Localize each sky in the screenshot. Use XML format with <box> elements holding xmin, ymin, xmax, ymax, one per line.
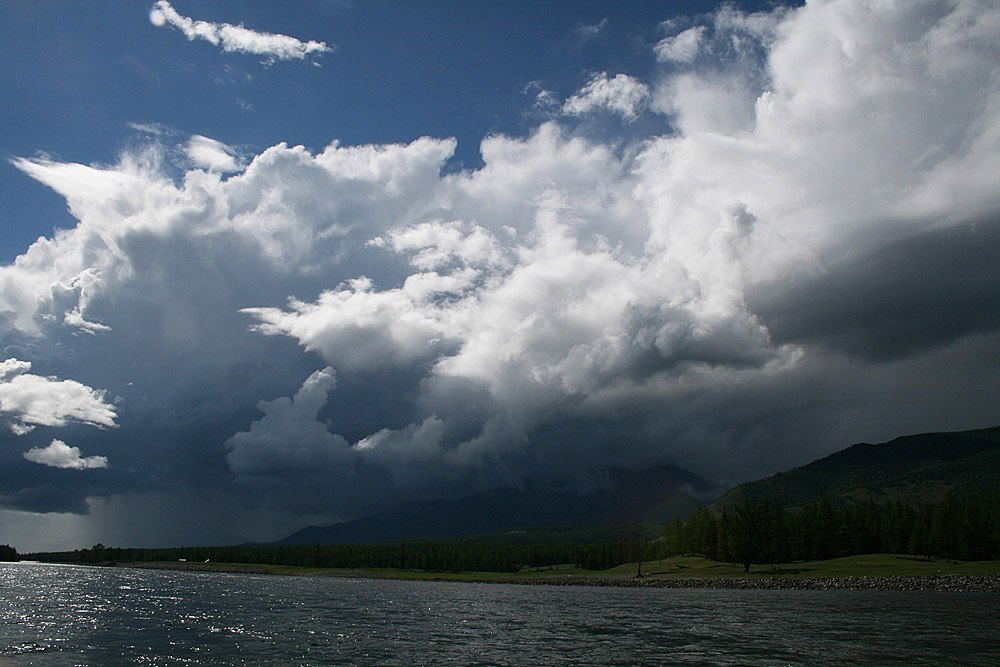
<box><xmin>1</xmin><ymin>0</ymin><xmax>999</xmax><ymax>552</ymax></box>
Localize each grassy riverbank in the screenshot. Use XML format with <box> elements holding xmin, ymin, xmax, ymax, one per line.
<box><xmin>111</xmin><ymin>553</ymin><xmax>1000</xmax><ymax>590</ymax></box>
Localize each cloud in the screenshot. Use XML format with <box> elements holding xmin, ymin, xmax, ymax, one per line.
<box><xmin>369</xmin><ymin>220</ymin><xmax>508</xmax><ymax>271</ymax></box>
<box><xmin>244</xmin><ymin>275</ymin><xmax>458</xmax><ymax>373</ymax></box>
<box><xmin>562</xmin><ymin>72</ymin><xmax>650</xmax><ymax>121</ymax></box>
<box><xmin>126</xmin><ymin>122</ymin><xmax>176</xmax><ymax>137</ymax></box>
<box><xmin>23</xmin><ymin>439</ymin><xmax>108</xmax><ymax>470</ymax></box>
<box><xmin>186</xmin><ymin>135</ymin><xmax>242</xmax><ymax>172</ymax></box>
<box><xmin>225</xmin><ymin>367</ymin><xmax>350</xmax><ymax>482</ymax></box>
<box><xmin>655</xmin><ymin>26</ymin><xmax>706</xmax><ymax>63</ymax></box>
<box><xmin>0</xmin><ymin>359</ymin><xmax>117</xmax><ymax>435</ymax></box>
<box><xmin>522</xmin><ymin>81</ymin><xmax>561</xmax><ymax>119</ymax></box>
<box><xmin>2</xmin><ymin>0</ymin><xmax>1000</xmax><ymax>537</ymax></box>
<box><xmin>748</xmin><ymin>218</ymin><xmax>1000</xmax><ymax>361</ymax></box>
<box><xmin>0</xmin><ymin>359</ymin><xmax>31</xmax><ymax>382</ymax></box>
<box><xmin>150</xmin><ymin>1</ymin><xmax>333</xmax><ymax>63</ymax></box>
<box><xmin>575</xmin><ymin>17</ymin><xmax>608</xmax><ymax>42</ymax></box>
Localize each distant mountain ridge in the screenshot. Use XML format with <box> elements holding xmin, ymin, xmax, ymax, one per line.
<box><xmin>276</xmin><ymin>425</ymin><xmax>1000</xmax><ymax>545</ymax></box>
<box><xmin>711</xmin><ymin>425</ymin><xmax>1000</xmax><ymax>511</ymax></box>
<box><xmin>276</xmin><ymin>465</ymin><xmax>719</xmax><ymax>545</ymax></box>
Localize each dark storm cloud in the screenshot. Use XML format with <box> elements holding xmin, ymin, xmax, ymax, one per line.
<box><xmin>749</xmin><ymin>217</ymin><xmax>1000</xmax><ymax>361</ymax></box>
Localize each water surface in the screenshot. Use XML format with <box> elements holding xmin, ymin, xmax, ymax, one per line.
<box><xmin>1</xmin><ymin>562</ymin><xmax>997</xmax><ymax>665</ymax></box>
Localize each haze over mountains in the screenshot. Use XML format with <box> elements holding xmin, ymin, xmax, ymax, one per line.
<box><xmin>276</xmin><ymin>426</ymin><xmax>1000</xmax><ymax>545</ymax></box>
<box><xmin>277</xmin><ymin>465</ymin><xmax>719</xmax><ymax>545</ymax></box>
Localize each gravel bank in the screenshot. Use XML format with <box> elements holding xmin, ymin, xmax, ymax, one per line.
<box><xmin>106</xmin><ymin>562</ymin><xmax>1000</xmax><ymax>591</ymax></box>
<box><xmin>517</xmin><ymin>574</ymin><xmax>1000</xmax><ymax>592</ymax></box>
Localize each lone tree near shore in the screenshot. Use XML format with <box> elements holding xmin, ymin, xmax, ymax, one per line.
<box><xmin>729</xmin><ymin>502</ymin><xmax>765</xmax><ymax>573</ymax></box>
<box><xmin>717</xmin><ymin>499</ymin><xmax>787</xmax><ymax>572</ymax></box>
<box><xmin>0</xmin><ymin>544</ymin><xmax>19</xmax><ymax>562</ymax></box>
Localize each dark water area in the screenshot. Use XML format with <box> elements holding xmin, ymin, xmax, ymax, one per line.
<box><xmin>1</xmin><ymin>562</ymin><xmax>998</xmax><ymax>666</ymax></box>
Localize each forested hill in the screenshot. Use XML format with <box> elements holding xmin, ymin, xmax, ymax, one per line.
<box><xmin>276</xmin><ymin>465</ymin><xmax>718</xmax><ymax>545</ymax></box>
<box><xmin>712</xmin><ymin>426</ymin><xmax>1000</xmax><ymax>511</ymax></box>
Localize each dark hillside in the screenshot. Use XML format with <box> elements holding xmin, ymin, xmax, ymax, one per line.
<box><xmin>712</xmin><ymin>426</ymin><xmax>1000</xmax><ymax>511</ymax></box>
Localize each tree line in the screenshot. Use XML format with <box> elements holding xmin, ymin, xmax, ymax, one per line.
<box><xmin>664</xmin><ymin>493</ymin><xmax>1000</xmax><ymax>571</ymax></box>
<box><xmin>31</xmin><ymin>539</ymin><xmax>665</xmax><ymax>573</ymax></box>
<box><xmin>28</xmin><ymin>493</ymin><xmax>1000</xmax><ymax>573</ymax></box>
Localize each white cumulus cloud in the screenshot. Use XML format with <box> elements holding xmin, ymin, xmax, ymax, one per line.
<box><xmin>562</xmin><ymin>72</ymin><xmax>650</xmax><ymax>121</ymax></box>
<box><xmin>23</xmin><ymin>439</ymin><xmax>108</xmax><ymax>470</ymax></box>
<box><xmin>186</xmin><ymin>135</ymin><xmax>242</xmax><ymax>172</ymax></box>
<box><xmin>0</xmin><ymin>359</ymin><xmax>117</xmax><ymax>435</ymax></box>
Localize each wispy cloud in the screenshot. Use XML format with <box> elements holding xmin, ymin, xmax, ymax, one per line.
<box><xmin>655</xmin><ymin>26</ymin><xmax>706</xmax><ymax>64</ymax></box>
<box><xmin>126</xmin><ymin>121</ymin><xmax>176</xmax><ymax>137</ymax></box>
<box><xmin>150</xmin><ymin>1</ymin><xmax>333</xmax><ymax>63</ymax></box>
<box><xmin>575</xmin><ymin>17</ymin><xmax>608</xmax><ymax>42</ymax></box>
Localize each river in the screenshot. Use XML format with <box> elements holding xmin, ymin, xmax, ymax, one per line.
<box><xmin>1</xmin><ymin>562</ymin><xmax>997</xmax><ymax>665</ymax></box>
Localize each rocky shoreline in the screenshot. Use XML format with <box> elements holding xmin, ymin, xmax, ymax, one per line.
<box><xmin>515</xmin><ymin>573</ymin><xmax>1000</xmax><ymax>592</ymax></box>
<box><xmin>112</xmin><ymin>562</ymin><xmax>1000</xmax><ymax>592</ymax></box>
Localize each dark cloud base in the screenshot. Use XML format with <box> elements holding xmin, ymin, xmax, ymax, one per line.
<box><xmin>750</xmin><ymin>216</ymin><xmax>1000</xmax><ymax>362</ymax></box>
